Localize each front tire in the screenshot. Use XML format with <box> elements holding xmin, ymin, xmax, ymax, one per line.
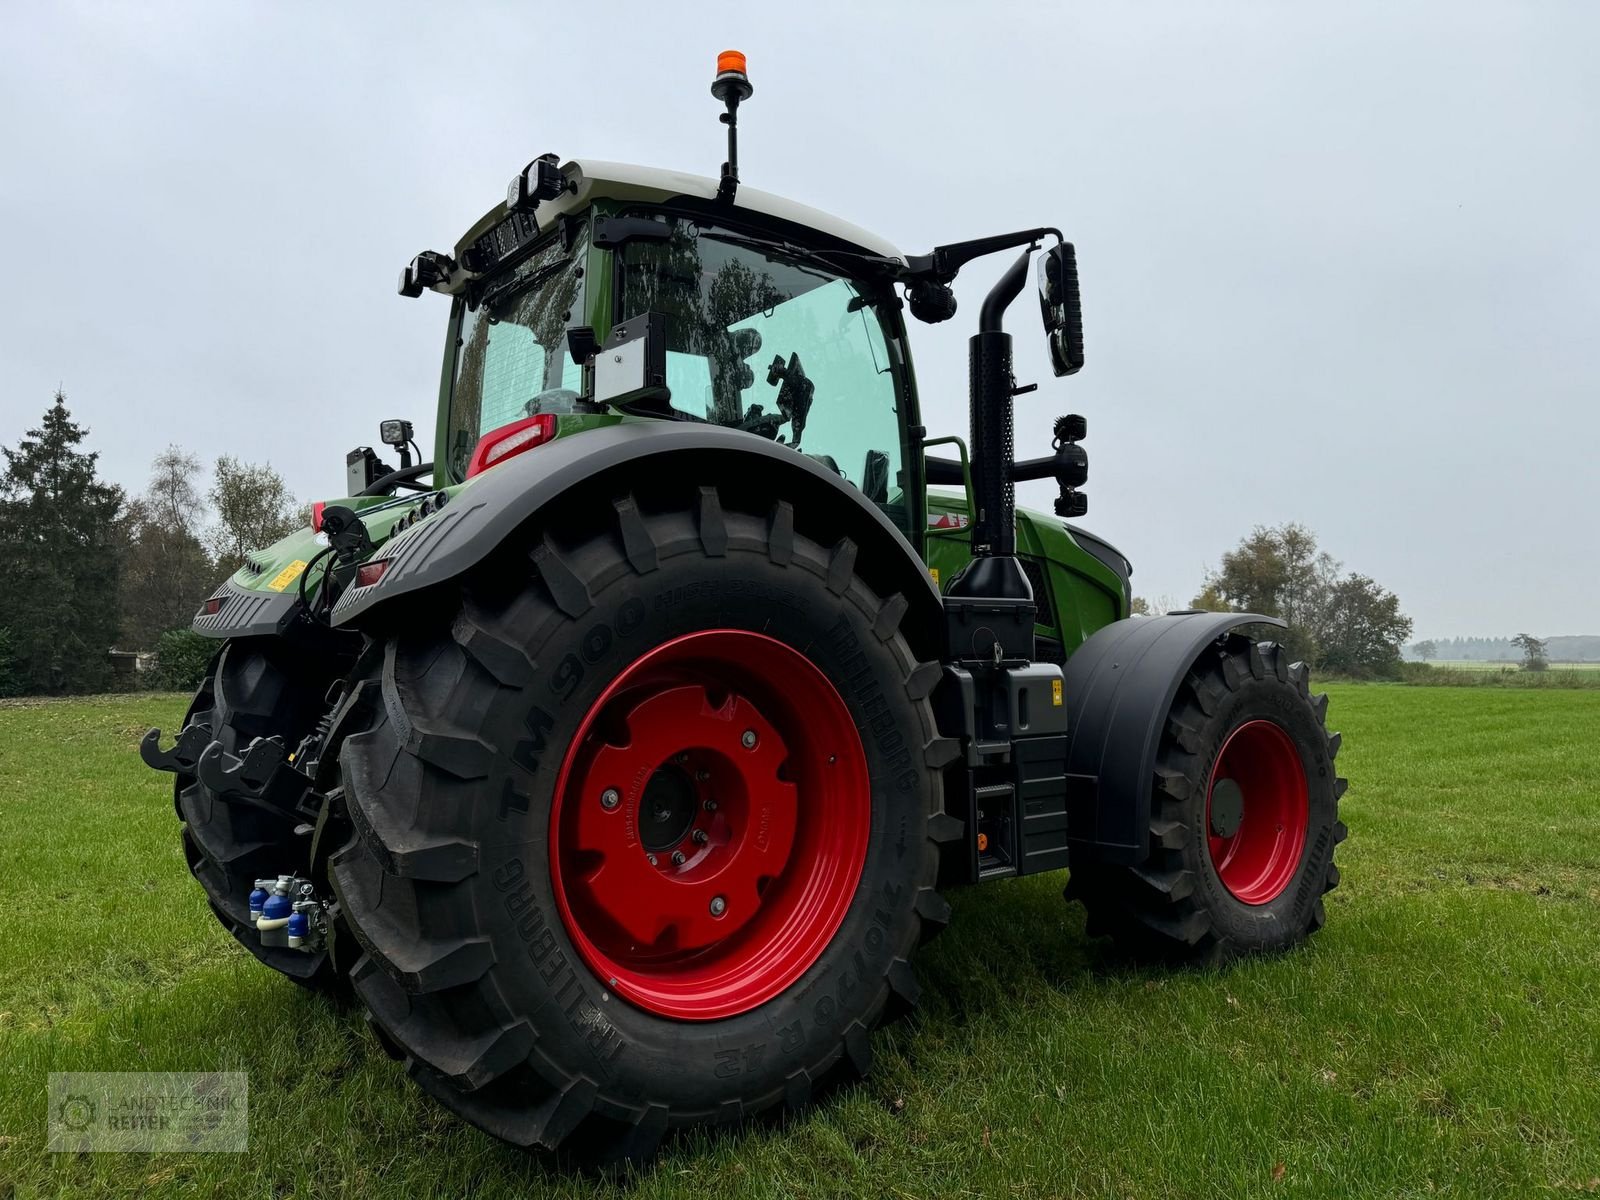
<box><xmin>333</xmin><ymin>489</ymin><xmax>953</xmax><ymax>1160</ymax></box>
<box><xmin>174</xmin><ymin>641</ymin><xmax>335</xmax><ymax>986</ymax></box>
<box><xmin>1066</xmin><ymin>636</ymin><xmax>1347</xmax><ymax>960</ymax></box>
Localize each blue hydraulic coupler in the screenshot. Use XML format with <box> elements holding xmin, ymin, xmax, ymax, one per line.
<box><xmin>249</xmin><ymin>880</ymin><xmax>272</xmax><ymax>921</ymax></box>
<box><xmin>249</xmin><ymin>874</ymin><xmax>327</xmax><ymax>954</ymax></box>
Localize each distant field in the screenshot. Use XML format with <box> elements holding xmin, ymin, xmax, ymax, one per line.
<box><xmin>1429</xmin><ymin>659</ymin><xmax>1600</xmax><ymax>671</ymax></box>
<box><xmin>2</xmin><ymin>687</ymin><xmax>1598</xmax><ymax>1198</ymax></box>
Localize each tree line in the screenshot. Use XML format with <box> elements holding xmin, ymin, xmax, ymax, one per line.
<box><xmin>1134</xmin><ymin>523</ymin><xmax>1414</xmax><ymax>678</ymax></box>
<box><xmin>0</xmin><ymin>392</ymin><xmax>302</xmax><ymax>695</ymax></box>
<box><xmin>1408</xmin><ymin>635</ymin><xmax>1600</xmax><ymax>664</ymax></box>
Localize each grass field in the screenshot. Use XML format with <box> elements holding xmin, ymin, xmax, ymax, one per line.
<box><xmin>2</xmin><ymin>686</ymin><xmax>1598</xmax><ymax>1198</ymax></box>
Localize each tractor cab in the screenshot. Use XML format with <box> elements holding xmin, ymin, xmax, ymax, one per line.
<box><xmin>422</xmin><ymin>163</ymin><xmax>919</xmax><ymax>538</ymax></box>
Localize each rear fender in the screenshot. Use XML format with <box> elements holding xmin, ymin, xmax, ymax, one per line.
<box><xmin>331</xmin><ymin>422</ymin><xmax>943</xmax><ymax>656</ymax></box>
<box><xmin>1062</xmin><ymin>611</ymin><xmax>1285</xmax><ymax>863</ymax></box>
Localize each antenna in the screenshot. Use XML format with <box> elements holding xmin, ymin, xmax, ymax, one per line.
<box><xmin>710</xmin><ymin>50</ymin><xmax>753</xmax><ymax>202</ymax></box>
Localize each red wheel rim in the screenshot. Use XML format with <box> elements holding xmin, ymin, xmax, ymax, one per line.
<box><xmin>549</xmin><ymin>630</ymin><xmax>870</xmax><ymax>1020</ymax></box>
<box><xmin>1205</xmin><ymin>719</ymin><xmax>1309</xmax><ymax>905</ymax></box>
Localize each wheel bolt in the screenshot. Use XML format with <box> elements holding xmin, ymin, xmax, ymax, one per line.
<box><xmin>703</xmin><ymin>799</ymin><xmax>718</xmax><ymax>813</ymax></box>
<box><xmin>600</xmin><ymin>788</ymin><xmax>620</xmax><ymax>810</ymax></box>
<box><xmin>647</xmin><ymin>853</ymin><xmax>658</xmax><ymax>866</ymax></box>
<box><xmin>696</xmin><ymin>769</ymin><xmax>711</xmax><ymax>781</ymax></box>
<box><xmin>710</xmin><ymin>895</ymin><xmax>727</xmax><ymax>917</ymax></box>
<box><xmin>692</xmin><ymin>829</ymin><xmax>708</xmax><ymax>845</ymax></box>
<box><xmin>671</xmin><ymin>850</ymin><xmax>686</xmax><ymax>866</ymax></box>
<box><xmin>741</xmin><ymin>729</ymin><xmax>758</xmax><ymax>750</ymax></box>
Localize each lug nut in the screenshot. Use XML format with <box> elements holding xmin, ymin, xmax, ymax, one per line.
<box><xmin>671</xmin><ymin>850</ymin><xmax>686</xmax><ymax>866</ymax></box>
<box><xmin>692</xmin><ymin>829</ymin><xmax>709</xmax><ymax>845</ymax></box>
<box><xmin>600</xmin><ymin>788</ymin><xmax>620</xmax><ymax>810</ymax></box>
<box><xmin>710</xmin><ymin>896</ymin><xmax>727</xmax><ymax>917</ymax></box>
<box><xmin>703</xmin><ymin>798</ymin><xmax>718</xmax><ymax>812</ymax></box>
<box><xmin>647</xmin><ymin>853</ymin><xmax>658</xmax><ymax>866</ymax></box>
<box><xmin>696</xmin><ymin>769</ymin><xmax>711</xmax><ymax>782</ymax></box>
<box><xmin>741</xmin><ymin>729</ymin><xmax>758</xmax><ymax>750</ymax></box>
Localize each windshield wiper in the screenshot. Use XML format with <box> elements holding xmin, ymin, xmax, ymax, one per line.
<box><xmin>702</xmin><ymin>231</ymin><xmax>900</xmax><ymax>281</ymax></box>
<box><xmin>475</xmin><ymin>255</ymin><xmax>575</xmax><ymax>309</ymax></box>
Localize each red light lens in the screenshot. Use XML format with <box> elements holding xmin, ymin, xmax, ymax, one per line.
<box><xmin>355</xmin><ymin>560</ymin><xmax>391</xmax><ymax>589</ymax></box>
<box><xmin>311</xmin><ymin>501</ymin><xmax>326</xmax><ymax>533</ymax></box>
<box><xmin>203</xmin><ymin>597</ymin><xmax>224</xmax><ymax>615</ymax></box>
<box><xmin>466</xmin><ymin>414</ymin><xmax>557</xmax><ymax>477</ymax></box>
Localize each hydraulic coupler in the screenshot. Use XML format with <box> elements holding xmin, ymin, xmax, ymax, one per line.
<box><xmin>248</xmin><ymin>875</ymin><xmax>328</xmax><ymax>953</ymax></box>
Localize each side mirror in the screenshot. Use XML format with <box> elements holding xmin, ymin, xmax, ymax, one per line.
<box><xmin>1037</xmin><ymin>243</ymin><xmax>1084</xmax><ymax>377</ymax></box>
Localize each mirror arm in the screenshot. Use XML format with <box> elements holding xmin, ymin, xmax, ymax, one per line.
<box><xmin>902</xmin><ymin>227</ymin><xmax>1062</xmax><ymax>283</ymax></box>
<box><xmin>1009</xmin><ymin>455</ymin><xmax>1057</xmax><ymax>482</ymax></box>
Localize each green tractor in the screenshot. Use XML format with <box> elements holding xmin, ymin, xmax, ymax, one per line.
<box><xmin>143</xmin><ymin>52</ymin><xmax>1344</xmax><ymax>1162</ymax></box>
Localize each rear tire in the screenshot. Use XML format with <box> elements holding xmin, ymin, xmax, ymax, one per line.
<box><xmin>332</xmin><ymin>489</ymin><xmax>953</xmax><ymax>1161</ymax></box>
<box><xmin>1066</xmin><ymin>636</ymin><xmax>1347</xmax><ymax>961</ymax></box>
<box><xmin>173</xmin><ymin>641</ymin><xmax>335</xmax><ymax>987</ymax></box>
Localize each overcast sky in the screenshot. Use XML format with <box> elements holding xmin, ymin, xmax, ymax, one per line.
<box><xmin>3</xmin><ymin>2</ymin><xmax>1595</xmax><ymax>636</ymax></box>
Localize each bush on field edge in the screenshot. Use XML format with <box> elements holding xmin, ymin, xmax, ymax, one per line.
<box><xmin>1387</xmin><ymin>661</ymin><xmax>1600</xmax><ymax>689</ymax></box>
<box><xmin>154</xmin><ymin>629</ymin><xmax>217</xmax><ymax>692</ymax></box>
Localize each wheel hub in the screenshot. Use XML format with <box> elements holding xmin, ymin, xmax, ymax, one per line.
<box><xmin>637</xmin><ymin>766</ymin><xmax>698</xmax><ymax>852</ymax></box>
<box><xmin>1205</xmin><ymin>719</ymin><xmax>1309</xmax><ymax>905</ymax></box>
<box><xmin>1208</xmin><ymin>778</ymin><xmax>1245</xmax><ymax>838</ymax></box>
<box><xmin>550</xmin><ymin>630</ymin><xmax>870</xmax><ymax>1020</ymax></box>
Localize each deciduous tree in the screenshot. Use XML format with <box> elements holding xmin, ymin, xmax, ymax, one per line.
<box><xmin>1511</xmin><ymin>633</ymin><xmax>1548</xmax><ymax>672</ymax></box>
<box><xmin>1192</xmin><ymin>523</ymin><xmax>1412</xmax><ymax>676</ymax></box>
<box><xmin>209</xmin><ymin>456</ymin><xmax>301</xmax><ymax>576</ymax></box>
<box><xmin>1190</xmin><ymin>523</ymin><xmax>1339</xmax><ymax>664</ymax></box>
<box><xmin>118</xmin><ymin>447</ymin><xmax>217</xmax><ymax>647</ymax></box>
<box><xmin>1317</xmin><ymin>574</ymin><xmax>1413</xmax><ymax>676</ymax></box>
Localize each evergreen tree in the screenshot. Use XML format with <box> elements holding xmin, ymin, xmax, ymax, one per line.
<box><xmin>0</xmin><ymin>625</ymin><xmax>19</xmax><ymax>697</ymax></box>
<box><xmin>0</xmin><ymin>392</ymin><xmax>125</xmax><ymax>693</ymax></box>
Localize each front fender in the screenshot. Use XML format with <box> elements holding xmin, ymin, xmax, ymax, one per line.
<box><xmin>1062</xmin><ymin>611</ymin><xmax>1285</xmax><ymax>863</ymax></box>
<box><xmin>331</xmin><ymin>422</ymin><xmax>942</xmax><ymax>650</ymax></box>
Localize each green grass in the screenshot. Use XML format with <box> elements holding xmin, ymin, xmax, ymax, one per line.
<box><xmin>2</xmin><ymin>687</ymin><xmax>1598</xmax><ymax>1198</ymax></box>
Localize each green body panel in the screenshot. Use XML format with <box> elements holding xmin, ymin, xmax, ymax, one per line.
<box><xmin>223</xmin><ymin>414</ymin><xmax>615</xmax><ymax>598</ymax></box>
<box><xmin>924</xmin><ymin>489</ymin><xmax>1129</xmax><ymax>659</ymax></box>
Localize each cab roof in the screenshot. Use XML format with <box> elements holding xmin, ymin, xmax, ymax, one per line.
<box><xmin>452</xmin><ymin>158</ymin><xmax>905</xmax><ymax>264</ymax></box>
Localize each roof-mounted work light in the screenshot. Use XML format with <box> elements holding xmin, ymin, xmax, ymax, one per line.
<box><xmin>507</xmin><ymin>153</ymin><xmax>570</xmax><ymax>215</ymax></box>
<box><xmin>398</xmin><ymin>250</ymin><xmax>455</xmax><ymax>298</ymax></box>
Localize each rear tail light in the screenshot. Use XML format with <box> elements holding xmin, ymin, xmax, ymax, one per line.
<box><xmin>466</xmin><ymin>414</ymin><xmax>557</xmax><ymax>477</ymax></box>
<box><xmin>355</xmin><ymin>559</ymin><xmax>392</xmax><ymax>589</ymax></box>
<box><xmin>311</xmin><ymin>501</ymin><xmax>326</xmax><ymax>532</ymax></box>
